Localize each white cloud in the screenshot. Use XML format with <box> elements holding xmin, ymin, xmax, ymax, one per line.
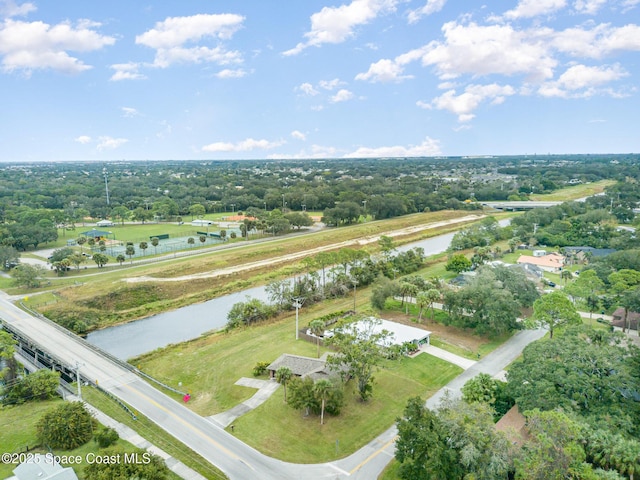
<box><xmin>0</xmin><ymin>0</ymin><xmax>36</xmax><ymax>17</ymax></box>
<box><xmin>296</xmin><ymin>82</ymin><xmax>319</xmax><ymax>96</ymax></box>
<box><xmin>136</xmin><ymin>13</ymin><xmax>244</xmax><ymax>68</ymax></box>
<box><xmin>503</xmin><ymin>0</ymin><xmax>567</xmax><ymax>20</ymax></box>
<box><xmin>283</xmin><ymin>0</ymin><xmax>399</xmax><ymax>56</ymax></box>
<box><xmin>425</xmin><ymin>83</ymin><xmax>516</xmax><ymax>122</ymax></box>
<box><xmin>268</xmin><ymin>144</ymin><xmax>339</xmax><ymax>159</ymax></box>
<box><xmin>407</xmin><ymin>0</ymin><xmax>447</xmax><ymax>24</ymax></box>
<box><xmin>121</xmin><ymin>107</ymin><xmax>139</xmax><ymax>118</ymax></box>
<box><xmin>573</xmin><ymin>0</ymin><xmax>607</xmax><ymax>14</ymax></box>
<box><xmin>202</xmin><ymin>138</ymin><xmax>285</xmax><ymax>152</ymax></box>
<box><xmin>109</xmin><ymin>62</ymin><xmax>146</xmax><ymax>81</ymax></box>
<box><xmin>291</xmin><ymin>130</ymin><xmax>307</xmax><ymax>141</ymax></box>
<box><xmin>355</xmin><ymin>58</ymin><xmax>414</xmax><ymax>82</ymax></box>
<box><xmin>97</xmin><ymin>136</ymin><xmax>128</xmax><ymax>151</ymax></box>
<box><xmin>0</xmin><ymin>19</ymin><xmax>115</xmax><ymax>74</ymax></box>
<box><xmin>319</xmin><ymin>78</ymin><xmax>344</xmax><ymax>90</ymax></box>
<box><xmin>331</xmin><ymin>88</ymin><xmax>354</xmax><ymax>102</ymax></box>
<box><xmin>215</xmin><ymin>68</ymin><xmax>246</xmax><ymax>78</ymax></box>
<box><xmin>538</xmin><ymin>63</ymin><xmax>628</xmax><ymax>97</ymax></box>
<box><xmin>344</xmin><ymin>137</ymin><xmax>442</xmax><ymax>157</ymax></box>
<box><xmin>552</xmin><ymin>24</ymin><xmax>640</xmax><ymax>58</ymax></box>
<box><xmin>74</xmin><ymin>135</ymin><xmax>91</xmax><ymax>144</ymax></box>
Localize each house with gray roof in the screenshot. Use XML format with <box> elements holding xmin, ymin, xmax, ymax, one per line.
<box><xmin>10</xmin><ymin>454</ymin><xmax>78</xmax><ymax>480</ymax></box>
<box><xmin>267</xmin><ymin>353</ymin><xmax>329</xmax><ymax>380</ymax></box>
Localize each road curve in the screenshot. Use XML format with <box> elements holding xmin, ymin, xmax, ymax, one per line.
<box><xmin>0</xmin><ymin>294</ymin><xmax>545</xmax><ymax>479</ymax></box>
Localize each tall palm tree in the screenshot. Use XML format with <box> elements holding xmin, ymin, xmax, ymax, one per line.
<box><xmin>309</xmin><ymin>320</ymin><xmax>325</xmax><ymax>357</ymax></box>
<box><xmin>561</xmin><ymin>269</ymin><xmax>573</xmax><ymax>285</ymax></box>
<box><xmin>313</xmin><ymin>379</ymin><xmax>332</xmax><ymax>425</ymax></box>
<box><xmin>275</xmin><ymin>367</ymin><xmax>292</xmax><ymax>403</ymax></box>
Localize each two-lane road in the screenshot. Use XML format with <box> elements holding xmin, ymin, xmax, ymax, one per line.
<box><xmin>0</xmin><ymin>295</ymin><xmax>545</xmax><ymax>479</ymax></box>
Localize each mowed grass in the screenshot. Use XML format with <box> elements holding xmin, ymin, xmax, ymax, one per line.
<box><xmin>132</xmin><ymin>305</ymin><xmax>339</xmax><ymax>416</ymax></box>
<box><xmin>0</xmin><ymin>398</ymin><xmax>182</xmax><ymax>480</ymax></box>
<box><xmin>530</xmin><ymin>179</ymin><xmax>615</xmax><ymax>201</ymax></box>
<box><xmin>231</xmin><ymin>353</ymin><xmax>461</xmax><ymax>463</ymax></box>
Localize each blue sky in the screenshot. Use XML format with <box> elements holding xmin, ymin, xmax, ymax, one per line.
<box><xmin>0</xmin><ymin>0</ymin><xmax>639</xmax><ymax>161</ymax></box>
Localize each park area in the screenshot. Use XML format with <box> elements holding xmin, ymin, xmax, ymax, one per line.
<box><xmin>131</xmin><ymin>291</ymin><xmax>509</xmax><ymax>463</ymax></box>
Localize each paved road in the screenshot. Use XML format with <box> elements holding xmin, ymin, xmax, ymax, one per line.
<box><xmin>0</xmin><ymin>294</ymin><xmax>546</xmax><ymax>479</ymax></box>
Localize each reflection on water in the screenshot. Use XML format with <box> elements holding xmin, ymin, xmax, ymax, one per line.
<box><xmin>87</xmin><ymin>219</ymin><xmax>510</xmax><ymax>360</ymax></box>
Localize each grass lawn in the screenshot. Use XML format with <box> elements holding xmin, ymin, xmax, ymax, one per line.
<box><xmin>529</xmin><ymin>179</ymin><xmax>615</xmax><ymax>202</ymax></box>
<box><xmin>231</xmin><ymin>353</ymin><xmax>462</xmax><ymax>463</ymax></box>
<box><xmin>379</xmin><ymin>459</ymin><xmax>402</xmax><ymax>480</ymax></box>
<box><xmin>0</xmin><ymin>398</ymin><xmax>182</xmax><ymax>480</ymax></box>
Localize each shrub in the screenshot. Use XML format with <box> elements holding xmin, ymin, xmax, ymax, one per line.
<box><xmin>253</xmin><ymin>361</ymin><xmax>270</xmax><ymax>377</ymax></box>
<box><xmin>94</xmin><ymin>427</ymin><xmax>119</xmax><ymax>448</ymax></box>
<box><xmin>37</xmin><ymin>402</ymin><xmax>95</xmax><ymax>450</ymax></box>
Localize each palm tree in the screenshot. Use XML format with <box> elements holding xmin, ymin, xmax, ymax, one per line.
<box><xmin>560</xmin><ymin>269</ymin><xmax>573</xmax><ymax>285</ymax></box>
<box><xmin>76</xmin><ymin>236</ymin><xmax>86</xmax><ymax>253</ymax></box>
<box><xmin>426</xmin><ymin>288</ymin><xmax>441</xmax><ymax>322</ymax></box>
<box><xmin>125</xmin><ymin>244</ymin><xmax>135</xmax><ymax>263</ymax></box>
<box><xmin>309</xmin><ymin>319</ymin><xmax>325</xmax><ymax>357</ymax></box>
<box><xmin>151</xmin><ymin>237</ymin><xmax>159</xmax><ymax>254</ymax></box>
<box><xmin>139</xmin><ymin>241</ymin><xmax>148</xmax><ymax>256</ymax></box>
<box><xmin>116</xmin><ymin>254</ymin><xmax>125</xmax><ymax>266</ymax></box>
<box><xmin>187</xmin><ymin>237</ymin><xmax>195</xmax><ymax>247</ymax></box>
<box><xmin>275</xmin><ymin>367</ymin><xmax>292</xmax><ymax>403</ymax></box>
<box><xmin>416</xmin><ymin>291</ymin><xmax>429</xmax><ymax>323</ymax></box>
<box><xmin>313</xmin><ymin>379</ymin><xmax>332</xmax><ymax>425</ymax></box>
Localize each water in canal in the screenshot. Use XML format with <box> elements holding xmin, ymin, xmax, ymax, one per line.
<box><xmin>87</xmin><ymin>220</ymin><xmax>508</xmax><ymax>360</ymax></box>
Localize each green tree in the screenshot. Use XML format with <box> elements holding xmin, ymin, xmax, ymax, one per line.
<box><xmin>326</xmin><ymin>317</ymin><xmax>392</xmax><ymax>401</ymax></box>
<box><xmin>0</xmin><ymin>245</ymin><xmax>19</xmax><ymax>270</ymax></box>
<box><xmin>83</xmin><ymin>446</ymin><xmax>169</xmax><ymax>480</ymax></box>
<box><xmin>561</xmin><ymin>269</ymin><xmax>574</xmax><ymax>285</ymax></box>
<box><xmin>111</xmin><ymin>205</ymin><xmax>130</xmax><ymax>225</ymax></box>
<box><xmin>94</xmin><ymin>427</ymin><xmax>119</xmax><ymax>448</ymax></box>
<box><xmin>565</xmin><ymin>269</ymin><xmax>605</xmax><ymax>316</ymax></box>
<box><xmin>189</xmin><ymin>203</ymin><xmax>206</xmax><ymax>219</ymax></box>
<box><xmin>93</xmin><ymin>253</ymin><xmax>109</xmax><ymax>268</ymax></box>
<box><xmin>187</xmin><ymin>237</ymin><xmax>195</xmax><ymax>247</ymax></box>
<box><xmin>461</xmin><ymin>373</ymin><xmax>499</xmax><ymax>407</ymax></box>
<box><xmin>445</xmin><ymin>253</ymin><xmax>472</xmax><ymax>274</ymax></box>
<box><xmin>69</xmin><ymin>253</ymin><xmax>85</xmax><ymax>270</ymax></box>
<box><xmin>139</xmin><ymin>241</ymin><xmax>148</xmax><ymax>256</ymax></box>
<box><xmin>275</xmin><ymin>366</ymin><xmax>293</xmax><ymax>403</ymax></box>
<box><xmin>76</xmin><ymin>235</ymin><xmax>86</xmax><ymax>253</ymax></box>
<box><xmin>313</xmin><ymin>378</ymin><xmax>332</xmax><ymax>425</ymax></box>
<box><xmin>309</xmin><ymin>319</ymin><xmax>325</xmax><ymax>358</ymax></box>
<box><xmin>0</xmin><ymin>331</ymin><xmax>17</xmax><ymax>382</ymax></box>
<box><xmin>378</xmin><ymin>235</ymin><xmax>396</xmax><ymax>260</ymax></box>
<box><xmin>151</xmin><ymin>236</ymin><xmax>159</xmax><ymax>254</ymax></box>
<box><xmin>12</xmin><ymin>264</ymin><xmax>45</xmax><ymax>288</ymax></box>
<box><xmin>528</xmin><ymin>291</ymin><xmax>582</xmax><ymax>339</ymax></box>
<box><xmin>395</xmin><ymin>396</ymin><xmax>462</xmax><ymax>480</ymax></box>
<box><xmin>4</xmin><ymin>369</ymin><xmax>60</xmax><ymax>404</ymax></box>
<box><xmin>37</xmin><ymin>401</ymin><xmax>95</xmax><ymax>450</ymax></box>
<box><xmin>515</xmin><ymin>409</ymin><xmax>592</xmax><ymax>480</ymax></box>
<box><xmin>116</xmin><ymin>253</ymin><xmax>125</xmax><ymax>266</ymax></box>
<box><xmin>125</xmin><ymin>244</ymin><xmax>135</xmax><ymax>263</ymax></box>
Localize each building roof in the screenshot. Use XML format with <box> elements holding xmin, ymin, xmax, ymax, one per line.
<box><xmin>495</xmin><ymin>405</ymin><xmax>529</xmax><ymax>446</ymax></box>
<box><xmin>516</xmin><ymin>253</ymin><xmax>564</xmax><ymax>269</ymax></box>
<box><xmin>13</xmin><ymin>454</ymin><xmax>78</xmax><ymax>480</ymax></box>
<box><xmin>354</xmin><ymin>318</ymin><xmax>431</xmax><ymax>346</ymax></box>
<box><xmin>267</xmin><ymin>354</ymin><xmax>326</xmax><ymax>377</ymax></box>
<box><xmin>612</xmin><ymin>307</ymin><xmax>640</xmax><ymax>331</ymax></box>
<box><xmin>81</xmin><ymin>229</ymin><xmax>111</xmax><ymax>237</ymax></box>
<box><xmin>562</xmin><ymin>246</ymin><xmax>617</xmax><ymax>257</ymax></box>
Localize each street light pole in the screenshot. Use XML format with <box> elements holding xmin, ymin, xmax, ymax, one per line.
<box><xmin>75</xmin><ymin>361</ymin><xmax>84</xmax><ymax>399</ymax></box>
<box><xmin>293</xmin><ymin>297</ymin><xmax>305</xmax><ymax>340</ymax></box>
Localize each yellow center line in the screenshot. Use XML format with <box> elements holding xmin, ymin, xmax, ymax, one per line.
<box><xmin>122</xmin><ymin>382</ymin><xmax>254</xmax><ymax>470</ymax></box>
<box><xmin>349</xmin><ymin>435</ymin><xmax>397</xmax><ymax>475</ymax></box>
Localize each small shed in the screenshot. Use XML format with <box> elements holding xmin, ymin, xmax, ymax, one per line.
<box><xmin>96</xmin><ymin>219</ymin><xmax>114</xmax><ymax>227</ymax></box>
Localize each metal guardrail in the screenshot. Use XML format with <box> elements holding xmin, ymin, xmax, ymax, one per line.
<box><xmin>5</xmin><ymin>303</ymin><xmax>187</xmax><ymax>397</ymax></box>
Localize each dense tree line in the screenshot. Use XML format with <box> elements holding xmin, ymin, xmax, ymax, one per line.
<box><xmin>0</xmin><ymin>155</ymin><xmax>635</xmax><ymax>252</ymax></box>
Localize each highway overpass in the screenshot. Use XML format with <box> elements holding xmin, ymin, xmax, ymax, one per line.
<box><xmin>482</xmin><ymin>200</ymin><xmax>563</xmax><ymax>210</ymax></box>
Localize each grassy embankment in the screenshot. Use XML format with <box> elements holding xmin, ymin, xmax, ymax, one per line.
<box><xmin>0</xmin><ymin>399</ymin><xmax>183</xmax><ymax>480</ymax></box>
<box><xmin>529</xmin><ymin>179</ymin><xmax>615</xmax><ymax>201</ymax></box>
<box><xmin>18</xmin><ymin>210</ymin><xmax>495</xmax><ymax>330</ymax></box>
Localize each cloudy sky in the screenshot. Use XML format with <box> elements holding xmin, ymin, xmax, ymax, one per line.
<box><xmin>1</xmin><ymin>0</ymin><xmax>639</xmax><ymax>161</ymax></box>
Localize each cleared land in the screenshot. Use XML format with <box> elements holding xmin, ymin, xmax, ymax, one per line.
<box><xmin>529</xmin><ymin>179</ymin><xmax>614</xmax><ymax>201</ymax></box>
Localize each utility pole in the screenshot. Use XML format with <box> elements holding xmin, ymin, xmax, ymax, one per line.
<box><xmin>75</xmin><ymin>361</ymin><xmax>84</xmax><ymax>399</ymax></box>
<box><xmin>293</xmin><ymin>297</ymin><xmax>305</xmax><ymax>340</ymax></box>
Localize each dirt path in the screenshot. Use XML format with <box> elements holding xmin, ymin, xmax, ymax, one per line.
<box><xmin>124</xmin><ymin>214</ymin><xmax>484</xmax><ymax>284</ymax></box>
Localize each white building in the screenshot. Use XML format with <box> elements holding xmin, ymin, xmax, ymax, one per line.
<box><xmin>10</xmin><ymin>454</ymin><xmax>78</xmax><ymax>480</ymax></box>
